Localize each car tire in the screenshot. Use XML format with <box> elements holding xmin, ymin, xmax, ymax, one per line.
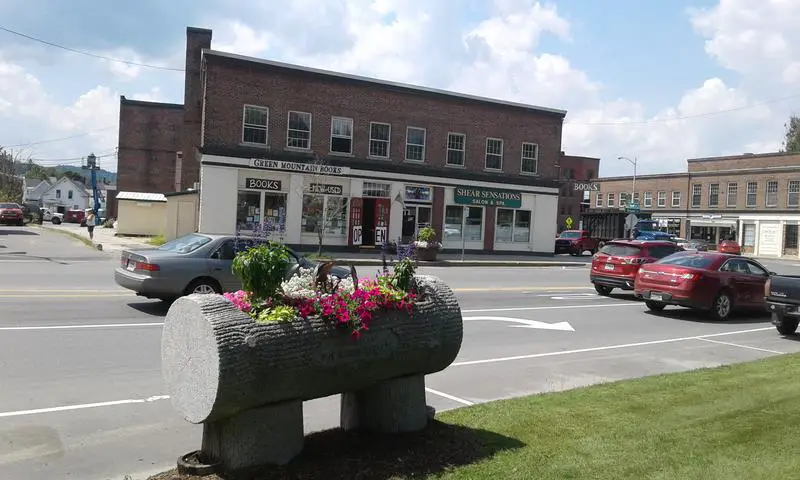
<box><xmin>16</xmin><ymin>219</ymin><xmax>23</xmax><ymax>226</ymax></box>
<box><xmin>184</xmin><ymin>278</ymin><xmax>222</xmax><ymax>296</ymax></box>
<box><xmin>774</xmin><ymin>313</ymin><xmax>799</xmax><ymax>336</ymax></box>
<box><xmin>645</xmin><ymin>300</ymin><xmax>666</xmax><ymax>311</ymax></box>
<box><xmin>52</xmin><ymin>218</ymin><xmax>61</xmax><ymax>225</ymax></box>
<box><xmin>709</xmin><ymin>290</ymin><xmax>733</xmax><ymax>321</ymax></box>
<box><xmin>594</xmin><ymin>284</ymin><xmax>613</xmax><ymax>296</ymax></box>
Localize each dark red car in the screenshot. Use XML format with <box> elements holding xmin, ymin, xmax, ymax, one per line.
<box><xmin>590</xmin><ymin>240</ymin><xmax>682</xmax><ymax>295</ymax></box>
<box><xmin>634</xmin><ymin>252</ymin><xmax>772</xmax><ymax>321</ymax></box>
<box><xmin>0</xmin><ymin>202</ymin><xmax>24</xmax><ymax>226</ymax></box>
<box><xmin>718</xmin><ymin>239</ymin><xmax>741</xmax><ymax>255</ymax></box>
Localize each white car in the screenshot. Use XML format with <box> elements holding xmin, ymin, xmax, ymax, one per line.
<box><xmin>39</xmin><ymin>207</ymin><xmax>64</xmax><ymax>225</ymax></box>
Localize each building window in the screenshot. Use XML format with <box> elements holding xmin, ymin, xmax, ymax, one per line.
<box><xmin>521</xmin><ymin>143</ymin><xmax>538</xmax><ymax>174</ymax></box>
<box><xmin>691</xmin><ymin>184</ymin><xmax>701</xmax><ymax>207</ymax></box>
<box><xmin>286</xmin><ymin>111</ymin><xmax>311</xmax><ymax>149</ymax></box>
<box><xmin>369</xmin><ymin>122</ymin><xmax>391</xmax><ymax>158</ymax></box>
<box><xmin>633</xmin><ymin>192</ymin><xmax>640</xmax><ymax>204</ymax></box>
<box><xmin>56</xmin><ymin>189</ymin><xmax>61</xmax><ymax>199</ymax></box>
<box><xmin>330</xmin><ymin>116</ymin><xmax>353</xmax><ymax>154</ymax></box>
<box><xmin>709</xmin><ymin>183</ymin><xmax>720</xmax><ymax>207</ymax></box>
<box><xmin>607</xmin><ymin>193</ymin><xmax>615</xmax><ymax>207</ymax></box>
<box><xmin>656</xmin><ymin>191</ymin><xmax>666</xmax><ymax>207</ymax></box>
<box><xmin>671</xmin><ymin>191</ymin><xmax>680</xmax><ymax>207</ymax></box>
<box><xmin>746</xmin><ymin>181</ymin><xmax>757</xmax><ymax>207</ymax></box>
<box><xmin>643</xmin><ymin>192</ymin><xmax>652</xmax><ymax>208</ymax></box>
<box><xmin>727</xmin><ymin>182</ymin><xmax>738</xmax><ymax>207</ymax></box>
<box><xmin>766</xmin><ymin>180</ymin><xmax>778</xmax><ymax>207</ymax></box>
<box><xmin>405</xmin><ymin>127</ymin><xmax>426</xmax><ymax>162</ymax></box>
<box><xmin>620</xmin><ymin>192</ymin><xmax>629</xmax><ymax>207</ymax></box>
<box><xmin>788</xmin><ymin>180</ymin><xmax>800</xmax><ymax>207</ymax></box>
<box><xmin>446</xmin><ymin>133</ymin><xmax>465</xmax><ymax>166</ymax></box>
<box><xmin>743</xmin><ymin>223</ymin><xmax>756</xmax><ymax>248</ymax></box>
<box><xmin>236</xmin><ymin>191</ymin><xmax>287</xmax><ymax>234</ymax></box>
<box><xmin>496</xmin><ymin>209</ymin><xmax>531</xmax><ymax>243</ymax></box>
<box><xmin>242</xmin><ymin>105</ymin><xmax>269</xmax><ymax>144</ymax></box>
<box><xmin>362</xmin><ymin>182</ymin><xmax>391</xmax><ymax>198</ymax></box>
<box><xmin>301</xmin><ymin>195</ymin><xmax>347</xmax><ymax>236</ymax></box>
<box><xmin>68</xmin><ymin>190</ymin><xmax>73</xmax><ymax>200</ymax></box>
<box><xmin>595</xmin><ymin>192</ymin><xmax>603</xmax><ymax>207</ymax></box>
<box><xmin>444</xmin><ymin>205</ymin><xmax>482</xmax><ymax>243</ymax></box>
<box><xmin>485</xmin><ymin>138</ymin><xmax>503</xmax><ymax>170</ymax></box>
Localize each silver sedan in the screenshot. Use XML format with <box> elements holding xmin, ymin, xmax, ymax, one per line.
<box><xmin>114</xmin><ymin>233</ymin><xmax>350</xmax><ymax>301</ymax></box>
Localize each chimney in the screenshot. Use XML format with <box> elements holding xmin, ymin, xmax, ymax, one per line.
<box><xmin>182</xmin><ymin>27</ymin><xmax>212</xmax><ymax>191</ymax></box>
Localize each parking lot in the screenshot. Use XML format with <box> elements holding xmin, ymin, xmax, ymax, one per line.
<box><xmin>2</xmin><ymin>226</ymin><xmax>800</xmax><ymax>480</ymax></box>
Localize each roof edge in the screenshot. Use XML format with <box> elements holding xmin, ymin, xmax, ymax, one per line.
<box><xmin>120</xmin><ymin>95</ymin><xmax>183</xmax><ymax>110</ymax></box>
<box><xmin>687</xmin><ymin>151</ymin><xmax>796</xmax><ymax>162</ymax></box>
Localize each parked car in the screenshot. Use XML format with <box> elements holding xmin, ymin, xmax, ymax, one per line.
<box><xmin>0</xmin><ymin>202</ymin><xmax>24</xmax><ymax>226</ymax></box>
<box><xmin>590</xmin><ymin>240</ymin><xmax>682</xmax><ymax>295</ymax></box>
<box><xmin>555</xmin><ymin>230</ymin><xmax>601</xmax><ymax>256</ymax></box>
<box><xmin>764</xmin><ymin>273</ymin><xmax>800</xmax><ymax>335</ymax></box>
<box><xmin>114</xmin><ymin>233</ymin><xmax>352</xmax><ymax>302</ymax></box>
<box><xmin>39</xmin><ymin>207</ymin><xmax>63</xmax><ymax>224</ymax></box>
<box><xmin>718</xmin><ymin>239</ymin><xmax>741</xmax><ymax>255</ymax></box>
<box><xmin>634</xmin><ymin>252</ymin><xmax>772</xmax><ymax>321</ymax></box>
<box><xmin>64</xmin><ymin>209</ymin><xmax>86</xmax><ymax>224</ymax></box>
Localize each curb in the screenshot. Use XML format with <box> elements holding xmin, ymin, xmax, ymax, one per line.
<box><xmin>332</xmin><ymin>259</ymin><xmax>590</xmax><ymax>268</ymax></box>
<box><xmin>36</xmin><ymin>225</ymin><xmax>103</xmax><ymax>251</ymax></box>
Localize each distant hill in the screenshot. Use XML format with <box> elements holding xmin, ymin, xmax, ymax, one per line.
<box><xmin>53</xmin><ymin>164</ymin><xmax>117</xmax><ymax>184</ymax></box>
<box><xmin>14</xmin><ymin>161</ymin><xmax>117</xmax><ymax>185</ymax></box>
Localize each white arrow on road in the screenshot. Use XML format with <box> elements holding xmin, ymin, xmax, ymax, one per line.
<box><xmin>537</xmin><ymin>293</ymin><xmax>601</xmax><ymax>300</ymax></box>
<box><xmin>463</xmin><ymin>316</ymin><xmax>575</xmax><ymax>331</ymax></box>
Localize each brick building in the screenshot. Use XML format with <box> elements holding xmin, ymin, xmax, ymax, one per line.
<box><xmin>117</xmin><ymin>27</ymin><xmax>594</xmax><ymax>253</ymax></box>
<box><xmin>556</xmin><ymin>154</ymin><xmax>599</xmax><ymax>232</ymax></box>
<box><xmin>591</xmin><ymin>152</ymin><xmax>800</xmax><ymax>258</ymax></box>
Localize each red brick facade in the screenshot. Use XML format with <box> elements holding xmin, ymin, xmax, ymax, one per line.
<box><xmin>556</xmin><ymin>154</ymin><xmax>600</xmax><ymax>232</ymax></box>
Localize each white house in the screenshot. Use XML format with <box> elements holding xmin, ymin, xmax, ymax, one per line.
<box><xmin>40</xmin><ymin>177</ymin><xmax>92</xmax><ymax>213</ymax></box>
<box><xmin>22</xmin><ymin>178</ymin><xmax>53</xmax><ymax>205</ymax></box>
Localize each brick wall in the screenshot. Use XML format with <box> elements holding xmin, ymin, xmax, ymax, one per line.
<box><xmin>688</xmin><ymin>152</ymin><xmax>800</xmax><ymax>172</ymax></box>
<box><xmin>182</xmin><ymin>27</ymin><xmax>212</xmax><ymax>190</ymax></box>
<box><xmin>556</xmin><ymin>154</ymin><xmax>600</xmax><ymax>230</ymax></box>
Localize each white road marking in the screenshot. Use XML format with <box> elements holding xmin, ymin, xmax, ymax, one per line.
<box><xmin>695</xmin><ymin>337</ymin><xmax>785</xmax><ymax>355</ymax></box>
<box><xmin>425</xmin><ymin>388</ymin><xmax>475</xmax><ymax>406</ymax></box>
<box><xmin>0</xmin><ymin>395</ymin><xmax>170</xmax><ymax>418</ymax></box>
<box><xmin>463</xmin><ymin>316</ymin><xmax>574</xmax><ymax>331</ymax></box>
<box><xmin>462</xmin><ymin>303</ymin><xmax>637</xmax><ymax>313</ymax></box>
<box><xmin>0</xmin><ymin>322</ymin><xmax>164</xmax><ymax>331</ymax></box>
<box><xmin>451</xmin><ymin>327</ymin><xmax>776</xmax><ymax>367</ymax></box>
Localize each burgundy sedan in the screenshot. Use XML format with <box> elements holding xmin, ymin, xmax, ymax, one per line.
<box><xmin>634</xmin><ymin>252</ymin><xmax>772</xmax><ymax>321</ymax></box>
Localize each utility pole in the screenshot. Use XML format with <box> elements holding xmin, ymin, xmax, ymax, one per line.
<box><xmin>82</xmin><ymin>153</ymin><xmax>101</xmax><ymax>216</ymax></box>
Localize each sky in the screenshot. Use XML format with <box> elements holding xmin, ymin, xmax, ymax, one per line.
<box><xmin>0</xmin><ymin>0</ymin><xmax>798</xmax><ymax>177</ymax></box>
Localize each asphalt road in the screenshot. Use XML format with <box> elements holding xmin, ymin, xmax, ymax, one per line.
<box><xmin>3</xmin><ymin>226</ymin><xmax>800</xmax><ymax>480</ymax></box>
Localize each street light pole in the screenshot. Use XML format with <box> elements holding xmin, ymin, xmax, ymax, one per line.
<box><xmin>617</xmin><ymin>155</ymin><xmax>637</xmax><ymax>205</ymax></box>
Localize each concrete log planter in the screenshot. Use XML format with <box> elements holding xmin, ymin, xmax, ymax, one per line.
<box><xmin>161</xmin><ymin>274</ymin><xmax>463</xmax><ymax>473</ymax></box>
<box><xmin>415</xmin><ymin>246</ymin><xmax>438</xmax><ymax>262</ymax></box>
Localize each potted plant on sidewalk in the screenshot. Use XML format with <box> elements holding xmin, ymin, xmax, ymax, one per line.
<box><xmin>414</xmin><ymin>226</ymin><xmax>441</xmax><ymax>262</ymax></box>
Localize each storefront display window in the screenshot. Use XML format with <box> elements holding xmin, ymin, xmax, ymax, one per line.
<box><xmin>496</xmin><ymin>209</ymin><xmax>531</xmax><ymax>243</ymax></box>
<box><xmin>444</xmin><ymin>205</ymin><xmax>482</xmax><ymax>242</ymax></box>
<box><xmin>236</xmin><ymin>191</ymin><xmax>261</xmax><ymax>232</ymax></box>
<box><xmin>302</xmin><ymin>195</ymin><xmax>348</xmax><ymax>236</ymax></box>
<box><xmin>237</xmin><ymin>191</ymin><xmax>287</xmax><ymax>234</ymax></box>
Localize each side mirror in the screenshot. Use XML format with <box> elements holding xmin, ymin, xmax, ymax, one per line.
<box><xmin>769</xmin><ymin>271</ymin><xmax>777</xmax><ymax>276</ymax></box>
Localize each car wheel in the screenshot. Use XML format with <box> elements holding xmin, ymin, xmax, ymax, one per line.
<box><xmin>52</xmin><ymin>218</ymin><xmax>61</xmax><ymax>225</ymax></box>
<box><xmin>774</xmin><ymin>313</ymin><xmax>799</xmax><ymax>336</ymax></box>
<box><xmin>594</xmin><ymin>284</ymin><xmax>613</xmax><ymax>296</ymax></box>
<box><xmin>645</xmin><ymin>300</ymin><xmax>666</xmax><ymax>311</ymax></box>
<box><xmin>16</xmin><ymin>219</ymin><xmax>24</xmax><ymax>226</ymax></box>
<box><xmin>709</xmin><ymin>291</ymin><xmax>733</xmax><ymax>321</ymax></box>
<box><xmin>184</xmin><ymin>278</ymin><xmax>222</xmax><ymax>296</ymax></box>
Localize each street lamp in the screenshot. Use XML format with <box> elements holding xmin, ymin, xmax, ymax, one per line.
<box><xmin>617</xmin><ymin>155</ymin><xmax>637</xmax><ymax>206</ymax></box>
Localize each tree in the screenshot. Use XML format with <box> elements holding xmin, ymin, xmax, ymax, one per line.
<box><xmin>0</xmin><ymin>147</ymin><xmax>24</xmax><ymax>203</ymax></box>
<box><xmin>782</xmin><ymin>114</ymin><xmax>800</xmax><ymax>154</ymax></box>
<box><xmin>300</xmin><ymin>157</ymin><xmax>349</xmax><ymax>256</ymax></box>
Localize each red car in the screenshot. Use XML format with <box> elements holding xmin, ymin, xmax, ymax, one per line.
<box><xmin>718</xmin><ymin>239</ymin><xmax>741</xmax><ymax>255</ymax></box>
<box><xmin>634</xmin><ymin>252</ymin><xmax>772</xmax><ymax>321</ymax></box>
<box><xmin>0</xmin><ymin>202</ymin><xmax>24</xmax><ymax>226</ymax></box>
<box><xmin>590</xmin><ymin>240</ymin><xmax>683</xmax><ymax>295</ymax></box>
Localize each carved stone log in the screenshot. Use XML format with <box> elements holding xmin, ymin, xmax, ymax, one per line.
<box><xmin>161</xmin><ymin>274</ymin><xmax>463</xmax><ymax>470</ymax></box>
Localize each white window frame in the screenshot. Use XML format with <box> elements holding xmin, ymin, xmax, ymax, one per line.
<box><xmin>329</xmin><ymin>116</ymin><xmax>354</xmax><ymax>155</ymax></box>
<box><xmin>788</xmin><ymin>180</ymin><xmax>800</xmax><ymax>208</ymax></box>
<box><xmin>708</xmin><ymin>183</ymin><xmax>720</xmax><ymax>207</ymax></box>
<box><xmin>520</xmin><ymin>142</ymin><xmax>539</xmax><ymax>175</ymax></box>
<box><xmin>368</xmin><ymin>122</ymin><xmax>391</xmax><ymax>159</ymax></box>
<box><xmin>446</xmin><ymin>132</ymin><xmax>466</xmax><ymax>167</ymax></box>
<box><xmin>766</xmin><ymin>180</ymin><xmax>779</xmax><ymax>207</ymax></box>
<box><xmin>443</xmin><ymin>204</ymin><xmax>484</xmax><ymax>243</ymax></box>
<box><xmin>643</xmin><ymin>191</ymin><xmax>652</xmax><ymax>208</ymax></box>
<box><xmin>671</xmin><ymin>191</ymin><xmax>680</xmax><ymax>208</ymax></box>
<box><xmin>405</xmin><ymin>126</ymin><xmax>426</xmax><ymax>162</ymax></box>
<box><xmin>285</xmin><ymin>110</ymin><xmax>312</xmax><ymax>150</ymax></box>
<box><xmin>657</xmin><ymin>191</ymin><xmax>666</xmax><ymax>207</ymax></box>
<box><xmin>485</xmin><ymin>138</ymin><xmax>504</xmax><ymax>171</ymax></box>
<box><xmin>495</xmin><ymin>208</ymin><xmax>532</xmax><ymax>243</ymax></box>
<box><xmin>620</xmin><ymin>192</ymin><xmax>630</xmax><ymax>207</ymax></box>
<box><xmin>595</xmin><ymin>192</ymin><xmax>603</xmax><ymax>207</ymax></box>
<box><xmin>691</xmin><ymin>184</ymin><xmax>702</xmax><ymax>208</ymax></box>
<box><xmin>242</xmin><ymin>105</ymin><xmax>269</xmax><ymax>145</ymax></box>
<box><xmin>746</xmin><ymin>181</ymin><xmax>757</xmax><ymax>207</ymax></box>
<box><xmin>726</xmin><ymin>182</ymin><xmax>738</xmax><ymax>207</ymax></box>
<box><xmin>607</xmin><ymin>193</ymin><xmax>615</xmax><ymax>207</ymax></box>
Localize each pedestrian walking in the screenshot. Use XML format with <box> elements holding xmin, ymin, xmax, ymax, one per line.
<box><xmin>86</xmin><ymin>209</ymin><xmax>97</xmax><ymax>241</ymax></box>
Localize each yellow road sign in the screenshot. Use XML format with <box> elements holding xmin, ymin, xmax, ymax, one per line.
<box><xmin>565</xmin><ymin>216</ymin><xmax>574</xmax><ymax>228</ymax></box>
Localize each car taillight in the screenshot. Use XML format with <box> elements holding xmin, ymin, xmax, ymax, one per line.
<box><xmin>679</xmin><ymin>272</ymin><xmax>702</xmax><ymax>281</ymax></box>
<box><xmin>138</xmin><ymin>262</ymin><xmax>160</xmax><ymax>271</ymax></box>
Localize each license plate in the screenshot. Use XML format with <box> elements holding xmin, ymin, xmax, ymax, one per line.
<box><xmin>126</xmin><ymin>259</ymin><xmax>136</xmax><ymax>271</ymax></box>
<box><xmin>604</xmin><ymin>263</ymin><xmax>614</xmax><ymax>271</ymax></box>
<box><xmin>650</xmin><ymin>293</ymin><xmax>663</xmax><ymax>301</ymax></box>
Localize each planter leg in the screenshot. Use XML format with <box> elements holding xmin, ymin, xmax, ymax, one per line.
<box><xmin>201</xmin><ymin>400</ymin><xmax>304</xmax><ymax>471</ymax></box>
<box><xmin>340</xmin><ymin>374</ymin><xmax>428</xmax><ymax>433</ymax></box>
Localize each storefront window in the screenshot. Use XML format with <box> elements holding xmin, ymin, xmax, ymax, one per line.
<box><xmin>444</xmin><ymin>205</ymin><xmax>482</xmax><ymax>242</ymax></box>
<box><xmin>496</xmin><ymin>209</ymin><xmax>531</xmax><ymax>243</ymax></box>
<box><xmin>236</xmin><ymin>191</ymin><xmax>261</xmax><ymax>232</ymax></box>
<box><xmin>302</xmin><ymin>195</ymin><xmax>348</xmax><ymax>236</ymax></box>
<box><xmin>237</xmin><ymin>191</ymin><xmax>287</xmax><ymax>234</ymax></box>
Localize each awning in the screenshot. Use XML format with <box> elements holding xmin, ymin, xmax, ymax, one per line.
<box><xmin>688</xmin><ymin>219</ymin><xmax>738</xmax><ymax>228</ymax></box>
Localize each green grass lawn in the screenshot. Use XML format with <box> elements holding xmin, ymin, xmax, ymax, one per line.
<box><xmin>150</xmin><ymin>353</ymin><xmax>800</xmax><ymax>480</ymax></box>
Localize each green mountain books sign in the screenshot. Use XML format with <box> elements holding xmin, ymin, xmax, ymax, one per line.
<box><xmin>454</xmin><ymin>187</ymin><xmax>522</xmax><ymax>208</ymax></box>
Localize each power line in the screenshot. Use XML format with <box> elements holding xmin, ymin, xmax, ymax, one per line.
<box><xmin>0</xmin><ymin>25</ymin><xmax>184</xmax><ymax>72</ymax></box>
<box><xmin>3</xmin><ymin>126</ymin><xmax>118</xmax><ymax>148</ymax></box>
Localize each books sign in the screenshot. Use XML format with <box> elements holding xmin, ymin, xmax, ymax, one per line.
<box><xmin>245</xmin><ymin>178</ymin><xmax>282</xmax><ymax>190</ymax></box>
<box><xmin>454</xmin><ymin>186</ymin><xmax>522</xmax><ymax>208</ymax></box>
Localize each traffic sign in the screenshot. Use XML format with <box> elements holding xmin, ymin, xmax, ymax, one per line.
<box><xmin>565</xmin><ymin>216</ymin><xmax>574</xmax><ymax>228</ymax></box>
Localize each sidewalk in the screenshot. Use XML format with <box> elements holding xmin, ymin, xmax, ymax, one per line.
<box><xmin>38</xmin><ymin>223</ymin><xmax>152</xmax><ymax>253</ymax></box>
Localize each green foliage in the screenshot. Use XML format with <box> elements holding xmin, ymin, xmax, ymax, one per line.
<box><xmin>232</xmin><ymin>241</ymin><xmax>290</xmax><ymax>301</ymax></box>
<box><xmin>417</xmin><ymin>226</ymin><xmax>437</xmax><ymax>242</ymax></box>
<box><xmin>782</xmin><ymin>114</ymin><xmax>800</xmax><ymax>154</ymax></box>
<box><xmin>256</xmin><ymin>305</ymin><xmax>297</xmax><ymax>323</ymax></box>
<box><xmin>148</xmin><ymin>235</ymin><xmax>166</xmax><ymax>246</ymax></box>
<box><xmin>391</xmin><ymin>257</ymin><xmax>416</xmax><ymax>292</ymax></box>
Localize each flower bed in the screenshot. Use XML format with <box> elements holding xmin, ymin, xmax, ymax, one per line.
<box><xmin>222</xmin><ymin>242</ymin><xmax>418</xmax><ymax>339</ymax></box>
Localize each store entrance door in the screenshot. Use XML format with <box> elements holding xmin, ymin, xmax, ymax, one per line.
<box><xmin>362</xmin><ymin>199</ymin><xmax>376</xmax><ymax>246</ymax></box>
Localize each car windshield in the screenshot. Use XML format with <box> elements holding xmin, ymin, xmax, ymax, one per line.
<box><xmin>559</xmin><ymin>231</ymin><xmax>581</xmax><ymax>238</ymax></box>
<box><xmin>157</xmin><ymin>234</ymin><xmax>213</xmax><ymax>254</ymax></box>
<box><xmin>656</xmin><ymin>254</ymin><xmax>715</xmax><ymax>269</ymax></box>
<box><xmin>599</xmin><ymin>244</ymin><xmax>641</xmax><ymax>257</ymax></box>
<box><xmin>0</xmin><ymin>203</ymin><xmax>18</xmax><ymax>209</ymax></box>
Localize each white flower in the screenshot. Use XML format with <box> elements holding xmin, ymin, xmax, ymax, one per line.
<box><xmin>414</xmin><ymin>240</ymin><xmax>441</xmax><ymax>249</ymax></box>
<box><xmin>280</xmin><ymin>267</ymin><xmax>359</xmax><ymax>299</ymax></box>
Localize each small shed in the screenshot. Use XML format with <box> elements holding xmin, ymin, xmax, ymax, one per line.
<box><xmin>164</xmin><ymin>189</ymin><xmax>200</xmax><ymax>241</ymax></box>
<box><xmin>116</xmin><ymin>191</ymin><xmax>167</xmax><ymax>236</ymax></box>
